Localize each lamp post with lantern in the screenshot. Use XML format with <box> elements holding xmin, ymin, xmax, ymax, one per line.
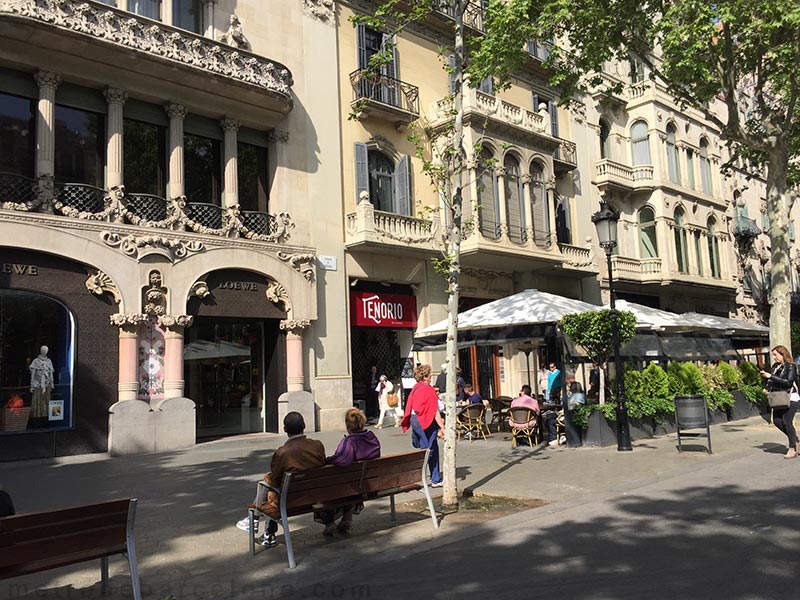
<box><xmin>591</xmin><ymin>201</ymin><xmax>633</xmax><ymax>451</ymax></box>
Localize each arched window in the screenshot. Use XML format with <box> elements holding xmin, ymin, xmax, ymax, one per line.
<box><xmin>367</xmin><ymin>151</ymin><xmax>395</xmax><ymax>213</ymax></box>
<box><xmin>707</xmin><ymin>217</ymin><xmax>721</xmax><ymax>278</ymax></box>
<box><xmin>638</xmin><ymin>207</ymin><xmax>658</xmax><ymax>258</ymax></box>
<box><xmin>0</xmin><ymin>290</ymin><xmax>74</xmax><ymax>434</ymax></box>
<box><xmin>504</xmin><ymin>154</ymin><xmax>525</xmax><ymax>244</ymax></box>
<box><xmin>477</xmin><ymin>147</ymin><xmax>500</xmax><ymax>239</ymax></box>
<box><xmin>529</xmin><ymin>162</ymin><xmax>549</xmax><ymax>247</ymax></box>
<box><xmin>666</xmin><ymin>123</ymin><xmax>680</xmax><ymax>184</ymax></box>
<box><xmin>674</xmin><ymin>207</ymin><xmax>689</xmax><ymax>274</ymax></box>
<box><xmin>631</xmin><ymin>121</ymin><xmax>651</xmax><ymax>166</ymax></box>
<box><xmin>699</xmin><ymin>139</ymin><xmax>713</xmax><ymax>194</ymax></box>
<box><xmin>599</xmin><ymin>119</ymin><xmax>611</xmax><ymax>159</ymax></box>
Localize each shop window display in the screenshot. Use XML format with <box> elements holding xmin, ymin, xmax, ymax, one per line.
<box><xmin>0</xmin><ymin>290</ymin><xmax>74</xmax><ymax>434</ymax></box>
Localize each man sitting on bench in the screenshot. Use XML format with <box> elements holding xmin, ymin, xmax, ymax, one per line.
<box><xmin>236</xmin><ymin>412</ymin><xmax>326</xmax><ymax>548</ymax></box>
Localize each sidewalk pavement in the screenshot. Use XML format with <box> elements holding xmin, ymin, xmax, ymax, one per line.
<box><xmin>1</xmin><ymin>414</ymin><xmax>793</xmax><ymax>599</ymax></box>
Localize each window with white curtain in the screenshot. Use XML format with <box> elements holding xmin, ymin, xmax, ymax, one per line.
<box><xmin>631</xmin><ymin>121</ymin><xmax>651</xmax><ymax>166</ymax></box>
<box><xmin>699</xmin><ymin>139</ymin><xmax>713</xmax><ymax>194</ymax></box>
<box><xmin>674</xmin><ymin>208</ymin><xmax>689</xmax><ymax>274</ymax></box>
<box><xmin>666</xmin><ymin>124</ymin><xmax>680</xmax><ymax>184</ymax></box>
<box><xmin>128</xmin><ymin>0</ymin><xmax>161</xmax><ymax>20</ymax></box>
<box><xmin>707</xmin><ymin>218</ymin><xmax>721</xmax><ymax>278</ymax></box>
<box><xmin>638</xmin><ymin>207</ymin><xmax>658</xmax><ymax>258</ymax></box>
<box><xmin>599</xmin><ymin>120</ymin><xmax>611</xmax><ymax>159</ymax></box>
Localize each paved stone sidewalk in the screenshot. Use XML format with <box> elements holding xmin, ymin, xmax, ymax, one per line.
<box><xmin>0</xmin><ymin>414</ymin><xmax>787</xmax><ymax>599</ymax></box>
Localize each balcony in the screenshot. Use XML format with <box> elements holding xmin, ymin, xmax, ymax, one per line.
<box><xmin>553</xmin><ymin>138</ymin><xmax>578</xmax><ymax>173</ymax></box>
<box><xmin>430</xmin><ymin>89</ymin><xmax>563</xmax><ymax>153</ymax></box>
<box><xmin>593</xmin><ymin>159</ymin><xmax>654</xmax><ymax>193</ymax></box>
<box><xmin>0</xmin><ymin>0</ymin><xmax>294</xmax><ymax>122</ymax></box>
<box><xmin>435</xmin><ymin>0</ymin><xmax>485</xmax><ymax>32</ymax></box>
<box><xmin>350</xmin><ymin>69</ymin><xmax>420</xmax><ymax>131</ymax></box>
<box><xmin>345</xmin><ymin>199</ymin><xmax>443</xmax><ymax>254</ymax></box>
<box><xmin>0</xmin><ymin>173</ymin><xmax>295</xmax><ymax>246</ymax></box>
<box><xmin>611</xmin><ymin>256</ymin><xmax>664</xmax><ymax>284</ymax></box>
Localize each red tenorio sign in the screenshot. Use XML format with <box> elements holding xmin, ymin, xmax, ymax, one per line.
<box><xmin>350</xmin><ymin>291</ymin><xmax>418</xmax><ymax>328</ymax></box>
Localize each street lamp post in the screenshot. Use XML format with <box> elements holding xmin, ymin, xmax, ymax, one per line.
<box><xmin>592</xmin><ymin>201</ymin><xmax>633</xmax><ymax>452</ymax></box>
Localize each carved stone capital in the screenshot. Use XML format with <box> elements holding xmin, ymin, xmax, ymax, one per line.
<box><xmin>109</xmin><ymin>313</ymin><xmax>148</xmax><ymax>329</ymax></box>
<box><xmin>165</xmin><ymin>103</ymin><xmax>187</xmax><ymax>120</ymax></box>
<box><xmin>266</xmin><ymin>280</ymin><xmax>291</xmax><ymax>312</ymax></box>
<box><xmin>302</xmin><ymin>0</ymin><xmax>335</xmax><ymax>23</ymax></box>
<box><xmin>104</xmin><ymin>87</ymin><xmax>128</xmax><ymax>105</ymax></box>
<box><xmin>189</xmin><ymin>281</ymin><xmax>210</xmax><ymax>298</ymax></box>
<box><xmin>85</xmin><ymin>269</ymin><xmax>121</xmax><ymax>304</ymax></box>
<box><xmin>521</xmin><ymin>174</ymin><xmax>532</xmax><ymax>185</ymax></box>
<box><xmin>34</xmin><ymin>70</ymin><xmax>60</xmax><ymax>90</ymax></box>
<box><xmin>494</xmin><ymin>166</ymin><xmax>506</xmax><ymax>177</ymax></box>
<box><xmin>220</xmin><ymin>116</ymin><xmax>240</xmax><ymax>132</ymax></box>
<box><xmin>277</xmin><ymin>251</ymin><xmax>316</xmax><ymax>282</ymax></box>
<box><xmin>269</xmin><ymin>129</ymin><xmax>290</xmax><ymax>144</ymax></box>
<box><xmin>157</xmin><ymin>315</ymin><xmax>194</xmax><ymax>330</ymax></box>
<box><xmin>280</xmin><ymin>319</ymin><xmax>311</xmax><ymax>332</ymax></box>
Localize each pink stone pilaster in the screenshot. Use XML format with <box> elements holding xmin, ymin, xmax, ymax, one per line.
<box><xmin>118</xmin><ymin>327</ymin><xmax>139</xmax><ymax>401</ymax></box>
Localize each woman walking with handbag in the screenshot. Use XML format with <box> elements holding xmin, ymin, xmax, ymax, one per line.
<box><xmin>760</xmin><ymin>345</ymin><xmax>799</xmax><ymax>459</ymax></box>
<box><xmin>375</xmin><ymin>375</ymin><xmax>402</xmax><ymax>427</ymax></box>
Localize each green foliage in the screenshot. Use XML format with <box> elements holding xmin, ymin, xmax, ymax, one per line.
<box><xmin>741</xmin><ymin>384</ymin><xmax>768</xmax><ymax>406</ymax></box>
<box><xmin>738</xmin><ymin>361</ymin><xmax>762</xmax><ymax>386</ymax></box>
<box><xmin>707</xmin><ymin>388</ymin><xmax>735</xmax><ymax>412</ymax></box>
<box><xmin>623</xmin><ymin>364</ymin><xmax>673</xmax><ymax>419</ymax></box>
<box><xmin>571</xmin><ymin>402</ymin><xmax>616</xmax><ymax>429</ymax></box>
<box><xmin>717</xmin><ymin>362</ymin><xmax>743</xmax><ymax>391</ymax></box>
<box><xmin>560</xmin><ymin>310</ymin><xmax>637</xmax><ymax>366</ymax></box>
<box><xmin>666</xmin><ymin>361</ymin><xmax>707</xmax><ymax>396</ymax></box>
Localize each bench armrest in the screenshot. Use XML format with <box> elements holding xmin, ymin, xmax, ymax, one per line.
<box><xmin>257</xmin><ymin>480</ymin><xmax>281</xmax><ymax>497</ymax></box>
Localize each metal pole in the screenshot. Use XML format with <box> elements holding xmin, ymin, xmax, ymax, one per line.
<box><xmin>525</xmin><ymin>349</ymin><xmax>531</xmax><ymax>387</ymax></box>
<box><xmin>607</xmin><ymin>250</ymin><xmax>632</xmax><ymax>451</ymax></box>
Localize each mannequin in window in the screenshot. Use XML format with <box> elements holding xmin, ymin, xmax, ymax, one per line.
<box><xmin>30</xmin><ymin>345</ymin><xmax>55</xmax><ymax>419</ymax></box>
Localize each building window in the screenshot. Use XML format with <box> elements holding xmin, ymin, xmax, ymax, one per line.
<box><xmin>54</xmin><ymin>104</ymin><xmax>105</xmax><ymax>188</ymax></box>
<box><xmin>674</xmin><ymin>207</ymin><xmax>689</xmax><ymax>274</ymax></box>
<box><xmin>173</xmin><ymin>0</ymin><xmax>202</xmax><ymax>33</ymax></box>
<box><xmin>554</xmin><ymin>192</ymin><xmax>571</xmax><ymax>245</ymax></box>
<box><xmin>477</xmin><ymin>147</ymin><xmax>500</xmax><ymax>240</ymax></box>
<box><xmin>630</xmin><ymin>57</ymin><xmax>645</xmax><ymax>83</ymax></box>
<box><xmin>184</xmin><ymin>133</ymin><xmax>221</xmax><ymax>205</ymax></box>
<box><xmin>631</xmin><ymin>120</ymin><xmax>650</xmax><ymax>166</ymax></box>
<box><xmin>0</xmin><ymin>290</ymin><xmax>74</xmax><ymax>434</ymax></box>
<box><xmin>638</xmin><ymin>206</ymin><xmax>658</xmax><ymax>258</ymax></box>
<box><xmin>707</xmin><ymin>218</ymin><xmax>721</xmax><ymax>278</ymax></box>
<box><xmin>599</xmin><ymin>119</ymin><xmax>611</xmax><ymax>160</ymax></box>
<box><xmin>529</xmin><ymin>162</ymin><xmax>549</xmax><ymax>247</ymax></box>
<box><xmin>666</xmin><ymin>123</ymin><xmax>680</xmax><ymax>184</ymax></box>
<box><xmin>353</xmin><ymin>143</ymin><xmax>411</xmax><ymax>215</ymax></box>
<box><xmin>124</xmin><ymin>119</ymin><xmax>167</xmax><ymax>197</ymax></box>
<box><xmin>237</xmin><ymin>142</ymin><xmax>269</xmax><ymax>213</ymax></box>
<box><xmin>504</xmin><ymin>154</ymin><xmax>525</xmax><ymax>244</ymax></box>
<box><xmin>0</xmin><ymin>92</ymin><xmax>35</xmax><ymax>178</ymax></box>
<box><xmin>699</xmin><ymin>138</ymin><xmax>713</xmax><ymax>195</ymax></box>
<box><xmin>356</xmin><ymin>25</ymin><xmax>398</xmax><ymax>106</ymax></box>
<box><xmin>533</xmin><ymin>94</ymin><xmax>559</xmax><ymax>138</ymax></box>
<box><xmin>686</xmin><ymin>148</ymin><xmax>696</xmax><ymax>189</ymax></box>
<box><xmin>128</xmin><ymin>0</ymin><xmax>161</xmax><ymax>20</ymax></box>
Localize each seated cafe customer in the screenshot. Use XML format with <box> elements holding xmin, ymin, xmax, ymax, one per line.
<box><xmin>509</xmin><ymin>385</ymin><xmax>539</xmax><ymax>444</ymax></box>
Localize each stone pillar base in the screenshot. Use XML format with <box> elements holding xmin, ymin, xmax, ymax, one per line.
<box><xmin>277</xmin><ymin>390</ymin><xmax>316</xmax><ymax>432</ymax></box>
<box><xmin>108</xmin><ymin>397</ymin><xmax>196</xmax><ymax>456</ymax></box>
<box><xmin>152</xmin><ymin>396</ymin><xmax>196</xmax><ymax>452</ymax></box>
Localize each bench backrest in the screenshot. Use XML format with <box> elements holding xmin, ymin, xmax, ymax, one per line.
<box><xmin>281</xmin><ymin>450</ymin><xmax>427</xmax><ymax>515</ymax></box>
<box><xmin>0</xmin><ymin>498</ymin><xmax>135</xmax><ymax>580</ymax></box>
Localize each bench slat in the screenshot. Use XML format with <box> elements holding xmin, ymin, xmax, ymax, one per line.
<box><xmin>0</xmin><ymin>510</ymin><xmax>129</xmax><ymax>547</ymax></box>
<box><xmin>0</xmin><ymin>499</ymin><xmax>131</xmax><ymax>532</ymax></box>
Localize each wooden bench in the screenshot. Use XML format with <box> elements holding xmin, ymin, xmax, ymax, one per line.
<box><xmin>247</xmin><ymin>449</ymin><xmax>439</xmax><ymax>568</ymax></box>
<box><xmin>0</xmin><ymin>498</ymin><xmax>142</xmax><ymax>599</ymax></box>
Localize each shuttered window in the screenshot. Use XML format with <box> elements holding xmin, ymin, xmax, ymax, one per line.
<box><xmin>353</xmin><ymin>143</ymin><xmax>411</xmax><ymax>215</ymax></box>
<box><xmin>477</xmin><ymin>148</ymin><xmax>500</xmax><ymax>239</ymax></box>
<box><xmin>504</xmin><ymin>155</ymin><xmax>524</xmax><ymax>243</ymax></box>
<box><xmin>631</xmin><ymin>121</ymin><xmax>651</xmax><ymax>166</ymax></box>
<box><xmin>530</xmin><ymin>162</ymin><xmax>549</xmax><ymax>247</ymax></box>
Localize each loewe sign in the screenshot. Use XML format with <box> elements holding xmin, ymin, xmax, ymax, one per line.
<box><xmin>2</xmin><ymin>263</ymin><xmax>38</xmax><ymax>276</ymax></box>
<box><xmin>219</xmin><ymin>281</ymin><xmax>259</xmax><ymax>291</ymax></box>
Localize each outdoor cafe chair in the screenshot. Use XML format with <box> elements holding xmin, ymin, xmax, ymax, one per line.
<box><xmin>457</xmin><ymin>403</ymin><xmax>489</xmax><ymax>442</ymax></box>
<box><xmin>508</xmin><ymin>407</ymin><xmax>539</xmax><ymax>448</ymax></box>
<box><xmin>488</xmin><ymin>396</ymin><xmax>513</xmax><ymax>431</ymax></box>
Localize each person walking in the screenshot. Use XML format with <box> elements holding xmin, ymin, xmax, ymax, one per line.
<box><xmin>375</xmin><ymin>375</ymin><xmax>402</xmax><ymax>427</ymax></box>
<box><xmin>760</xmin><ymin>345</ymin><xmax>799</xmax><ymax>459</ymax></box>
<box><xmin>401</xmin><ymin>363</ymin><xmax>445</xmax><ymax>487</ymax></box>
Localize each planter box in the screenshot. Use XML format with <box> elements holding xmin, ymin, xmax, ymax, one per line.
<box><xmin>708</xmin><ymin>408</ymin><xmax>728</xmax><ymax>425</ymax></box>
<box><xmin>729</xmin><ymin>390</ymin><xmax>761</xmax><ymax>421</ymax></box>
<box><xmin>628</xmin><ymin>417</ymin><xmax>654</xmax><ymax>440</ymax></box>
<box><xmin>582</xmin><ymin>409</ymin><xmax>617</xmax><ymax>447</ymax></box>
<box><xmin>653</xmin><ymin>414</ymin><xmax>677</xmax><ymax>436</ymax></box>
<box><xmin>1</xmin><ymin>407</ymin><xmax>31</xmax><ymax>431</ymax></box>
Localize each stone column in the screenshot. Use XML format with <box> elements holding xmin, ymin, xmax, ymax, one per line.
<box><xmin>34</xmin><ymin>71</ymin><xmax>60</xmax><ymax>180</ymax></box>
<box><xmin>165</xmin><ymin>103</ymin><xmax>186</xmax><ymax>198</ymax></box>
<box><xmin>686</xmin><ymin>227</ymin><xmax>699</xmax><ymax>275</ymax></box>
<box><xmin>111</xmin><ymin>318</ymin><xmax>141</xmax><ymax>402</ymax></box>
<box><xmin>546</xmin><ymin>179</ymin><xmax>558</xmax><ymax>246</ymax></box>
<box><xmin>268</xmin><ymin>129</ymin><xmax>290</xmax><ymax>213</ymax></box>
<box><xmin>280</xmin><ymin>319</ymin><xmax>311</xmax><ymax>392</ymax></box>
<box><xmin>161</xmin><ymin>316</ymin><xmax>193</xmax><ymax>399</ymax></box>
<box><xmin>521</xmin><ymin>174</ymin><xmax>534</xmax><ymax>246</ymax></box>
<box><xmin>104</xmin><ymin>88</ymin><xmax>128</xmax><ymax>189</ymax></box>
<box><xmin>221</xmin><ymin>116</ymin><xmax>239</xmax><ymax>209</ymax></box>
<box><xmin>162</xmin><ymin>0</ymin><xmax>173</xmax><ymax>25</ymax></box>
<box><xmin>495</xmin><ymin>166</ymin><xmax>508</xmax><ymax>239</ymax></box>
<box><xmin>201</xmin><ymin>0</ymin><xmax>216</xmax><ymax>39</ymax></box>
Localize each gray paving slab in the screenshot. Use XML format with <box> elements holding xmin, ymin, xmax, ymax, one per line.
<box><xmin>0</xmin><ymin>414</ymin><xmax>794</xmax><ymax>599</ymax></box>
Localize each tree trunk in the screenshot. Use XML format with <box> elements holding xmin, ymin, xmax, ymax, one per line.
<box><xmin>766</xmin><ymin>148</ymin><xmax>794</xmax><ymax>351</ymax></box>
<box><xmin>442</xmin><ymin>0</ymin><xmax>466</xmax><ymax>509</ymax></box>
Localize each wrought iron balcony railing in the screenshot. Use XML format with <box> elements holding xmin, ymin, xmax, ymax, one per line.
<box><xmin>0</xmin><ymin>172</ymin><xmax>295</xmax><ymax>243</ymax></box>
<box><xmin>732</xmin><ymin>215</ymin><xmax>761</xmax><ymax>240</ymax></box>
<box><xmin>437</xmin><ymin>0</ymin><xmax>485</xmax><ymax>31</ymax></box>
<box><xmin>350</xmin><ymin>69</ymin><xmax>420</xmax><ymax>117</ymax></box>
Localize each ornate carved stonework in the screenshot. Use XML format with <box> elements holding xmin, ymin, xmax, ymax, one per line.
<box><xmin>143</xmin><ymin>270</ymin><xmax>167</xmax><ymax>316</ymax></box>
<box><xmin>109</xmin><ymin>313</ymin><xmax>148</xmax><ymax>327</ymax></box>
<box><xmin>220</xmin><ymin>115</ymin><xmax>239</xmax><ymax>132</ymax></box>
<box><xmin>219</xmin><ymin>14</ymin><xmax>250</xmax><ymax>50</ymax></box>
<box><xmin>268</xmin><ymin>129</ymin><xmax>290</xmax><ymax>144</ymax></box>
<box><xmin>189</xmin><ymin>281</ymin><xmax>210</xmax><ymax>298</ymax></box>
<box><xmin>85</xmin><ymin>269</ymin><xmax>121</xmax><ymax>304</ymax></box>
<box><xmin>569</xmin><ymin>99</ymin><xmax>587</xmax><ymax>124</ymax></box>
<box><xmin>266</xmin><ymin>280</ymin><xmax>291</xmax><ymax>312</ymax></box>
<box><xmin>4</xmin><ymin>1</ymin><xmax>292</xmax><ymax>96</ymax></box>
<box><xmin>277</xmin><ymin>251</ymin><xmax>316</xmax><ymax>282</ymax></box>
<box><xmin>33</xmin><ymin>69</ymin><xmax>60</xmax><ymax>89</ymax></box>
<box><xmin>279</xmin><ymin>319</ymin><xmax>311</xmax><ymax>332</ymax></box>
<box><xmin>461</xmin><ymin>268</ymin><xmax>513</xmax><ymax>293</ymax></box>
<box><xmin>157</xmin><ymin>314</ymin><xmax>194</xmax><ymax>329</ymax></box>
<box><xmin>303</xmin><ymin>0</ymin><xmax>335</xmax><ymax>23</ymax></box>
<box><xmin>104</xmin><ymin>87</ymin><xmax>128</xmax><ymax>105</ymax></box>
<box><xmin>101</xmin><ymin>232</ymin><xmax>205</xmax><ymax>262</ymax></box>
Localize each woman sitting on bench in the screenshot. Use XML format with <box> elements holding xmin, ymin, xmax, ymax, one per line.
<box><xmin>317</xmin><ymin>408</ymin><xmax>381</xmax><ymax>535</ymax></box>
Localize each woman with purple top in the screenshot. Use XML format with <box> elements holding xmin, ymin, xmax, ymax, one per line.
<box><xmin>317</xmin><ymin>408</ymin><xmax>381</xmax><ymax>535</ymax></box>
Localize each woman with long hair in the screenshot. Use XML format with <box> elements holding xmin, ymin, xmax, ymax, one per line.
<box><xmin>401</xmin><ymin>364</ymin><xmax>445</xmax><ymax>487</ymax></box>
<box><xmin>760</xmin><ymin>345</ymin><xmax>799</xmax><ymax>459</ymax></box>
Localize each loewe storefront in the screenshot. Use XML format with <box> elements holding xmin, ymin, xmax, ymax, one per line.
<box><xmin>186</xmin><ymin>269</ymin><xmax>287</xmax><ymax>438</ymax></box>
<box><xmin>0</xmin><ymin>249</ymin><xmax>117</xmax><ymax>461</ymax></box>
